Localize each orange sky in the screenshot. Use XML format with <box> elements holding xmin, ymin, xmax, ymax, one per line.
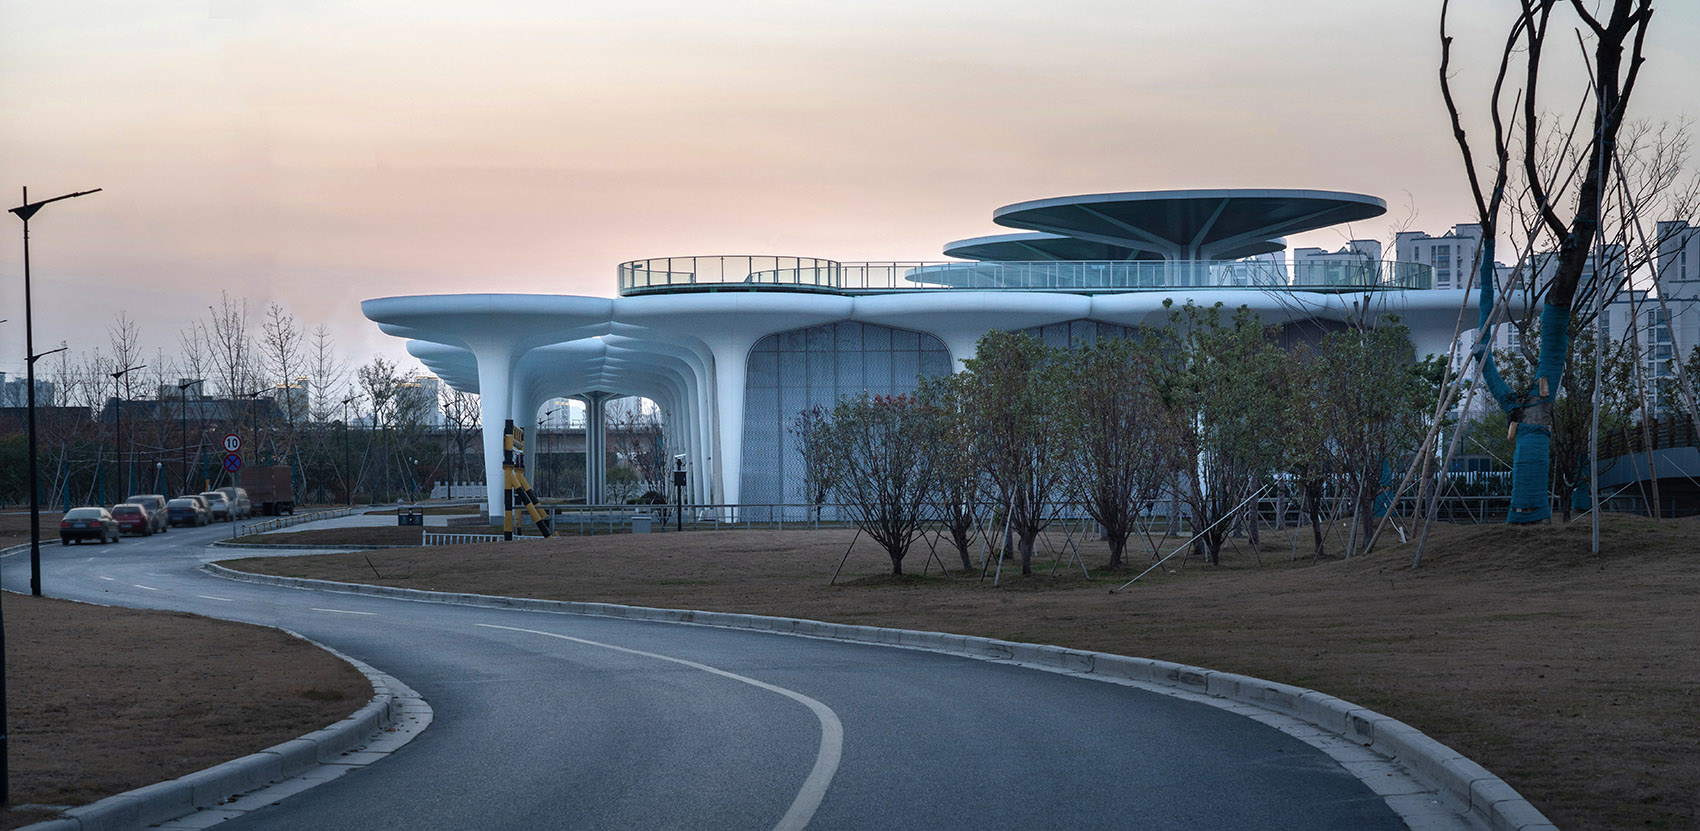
<box><xmin>2</xmin><ymin>0</ymin><xmax>1696</xmax><ymax>383</ymax></box>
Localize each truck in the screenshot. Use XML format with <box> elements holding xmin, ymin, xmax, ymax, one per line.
<box><xmin>246</xmin><ymin>465</ymin><xmax>296</xmax><ymax>516</ymax></box>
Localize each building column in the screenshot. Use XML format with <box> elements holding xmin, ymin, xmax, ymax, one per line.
<box><xmin>583</xmin><ymin>391</ymin><xmax>613</xmax><ymax>505</ymax></box>
<box><xmin>470</xmin><ymin>344</ymin><xmax>515</xmax><ymax>526</ymax></box>
<box><xmin>701</xmin><ymin>336</ymin><xmax>755</xmax><ymax>516</ymax></box>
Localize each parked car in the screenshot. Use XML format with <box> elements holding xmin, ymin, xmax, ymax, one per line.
<box><xmin>215</xmin><ymin>486</ymin><xmax>252</xmax><ymax>519</ymax></box>
<box><xmin>110</xmin><ymin>503</ymin><xmax>154</xmax><ymax>536</ymax></box>
<box><xmin>199</xmin><ymin>491</ymin><xmax>234</xmax><ymax>522</ymax></box>
<box><xmin>167</xmin><ymin>497</ymin><xmax>210</xmax><ymax>527</ymax></box>
<box><xmin>124</xmin><ymin>493</ymin><xmax>170</xmax><ymax>534</ymax></box>
<box><xmin>60</xmin><ymin>507</ymin><xmax>119</xmax><ymax>544</ymax></box>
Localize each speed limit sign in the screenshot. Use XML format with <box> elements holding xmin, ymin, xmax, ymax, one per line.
<box><xmin>223</xmin><ymin>433</ymin><xmax>242</xmax><ymax>453</ymax></box>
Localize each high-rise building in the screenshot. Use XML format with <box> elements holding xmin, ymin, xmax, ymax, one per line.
<box><xmin>1396</xmin><ymin>224</ymin><xmax>1490</xmax><ymax>291</ymax></box>
<box><xmin>0</xmin><ymin>372</ymin><xmax>56</xmax><ymax>407</ymax></box>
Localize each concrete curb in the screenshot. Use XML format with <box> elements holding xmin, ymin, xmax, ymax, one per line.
<box><xmin>206</xmin><ymin>564</ymin><xmax>1556</xmax><ymax>831</ymax></box>
<box><xmin>20</xmin><ymin>631</ymin><xmax>431</xmax><ymax>831</ymax></box>
<box><xmin>210</xmin><ymin>541</ymin><xmax>408</xmax><ymax>551</ymax></box>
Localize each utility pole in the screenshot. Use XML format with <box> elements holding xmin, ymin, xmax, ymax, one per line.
<box><xmin>342</xmin><ymin>395</ymin><xmax>356</xmax><ymax>506</ymax></box>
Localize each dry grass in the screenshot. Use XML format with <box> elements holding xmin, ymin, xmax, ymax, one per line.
<box><xmin>0</xmin><ymin>594</ymin><xmax>371</xmax><ymax>829</ymax></box>
<box><xmin>0</xmin><ymin>512</ymin><xmax>65</xmax><ymax>544</ymax></box>
<box><xmin>227</xmin><ymin>514</ymin><xmax>1699</xmax><ymax>830</ymax></box>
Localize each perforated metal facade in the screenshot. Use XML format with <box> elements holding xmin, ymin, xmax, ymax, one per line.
<box><xmin>741</xmin><ymin>321</ymin><xmax>951</xmax><ymax>517</ymax></box>
<box><xmin>1017</xmin><ymin>319</ymin><xmax>1143</xmax><ymax>349</ymax></box>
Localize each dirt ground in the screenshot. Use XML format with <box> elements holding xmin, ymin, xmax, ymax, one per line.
<box><xmin>0</xmin><ymin>512</ymin><xmax>64</xmax><ymax>545</ymax></box>
<box><xmin>227</xmin><ymin>514</ymin><xmax>1699</xmax><ymax>831</ymax></box>
<box><xmin>0</xmin><ymin>593</ymin><xmax>371</xmax><ymax>829</ymax></box>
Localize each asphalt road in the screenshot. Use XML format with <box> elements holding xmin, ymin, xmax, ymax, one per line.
<box><xmin>3</xmin><ymin>522</ymin><xmax>1411</xmax><ymax>830</ymax></box>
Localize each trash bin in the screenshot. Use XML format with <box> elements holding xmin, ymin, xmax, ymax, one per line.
<box><xmin>398</xmin><ymin>508</ymin><xmax>424</xmax><ymax>526</ymax></box>
<box><xmin>631</xmin><ymin>513</ymin><xmax>653</xmax><ymax>534</ymax></box>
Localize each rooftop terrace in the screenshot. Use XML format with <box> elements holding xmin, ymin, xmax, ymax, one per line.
<box><xmin>616</xmin><ymin>255</ymin><xmax>1434</xmax><ymax>296</ymax></box>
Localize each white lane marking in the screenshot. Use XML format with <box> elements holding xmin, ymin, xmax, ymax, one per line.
<box><xmin>132</xmin><ymin>584</ymin><xmax>159</xmax><ymax>591</ymax></box>
<box><xmin>310</xmin><ymin>608</ymin><xmax>376</xmax><ymax>616</ymax></box>
<box><xmin>475</xmin><ymin>623</ymin><xmax>842</xmax><ymax>831</ymax></box>
<box><xmin>196</xmin><ymin>594</ymin><xmax>235</xmax><ymax>602</ymax></box>
<box><xmin>99</xmin><ymin>576</ymin><xmax>115</xmax><ymax>581</ymax></box>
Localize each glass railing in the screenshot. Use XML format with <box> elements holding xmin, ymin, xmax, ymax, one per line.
<box><xmin>619</xmin><ymin>256</ymin><xmax>843</xmax><ymax>292</ymax></box>
<box><xmin>617</xmin><ymin>256</ymin><xmax>1434</xmax><ymax>295</ymax></box>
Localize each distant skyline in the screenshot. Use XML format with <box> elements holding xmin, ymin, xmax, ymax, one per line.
<box><xmin>3</xmin><ymin>0</ymin><xmax>1696</xmax><ymax>382</ymax></box>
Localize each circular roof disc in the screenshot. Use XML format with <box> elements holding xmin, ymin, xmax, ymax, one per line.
<box><xmin>943</xmin><ymin>231</ymin><xmax>1282</xmax><ymax>262</ymax></box>
<box><xmin>992</xmin><ymin>189</ymin><xmax>1385</xmax><ymax>261</ymax></box>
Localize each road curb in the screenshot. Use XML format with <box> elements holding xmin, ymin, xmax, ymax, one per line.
<box><xmin>210</xmin><ymin>541</ymin><xmax>409</xmax><ymax>551</ymax></box>
<box><xmin>19</xmin><ymin>628</ymin><xmax>430</xmax><ymax>831</ymax></box>
<box><xmin>205</xmin><ymin>564</ymin><xmax>1555</xmax><ymax>831</ymax></box>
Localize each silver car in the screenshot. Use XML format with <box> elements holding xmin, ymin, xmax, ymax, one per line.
<box><xmin>125</xmin><ymin>494</ymin><xmax>170</xmax><ymax>534</ymax></box>
<box><xmin>198</xmin><ymin>491</ymin><xmax>234</xmax><ymax>522</ymax></box>
<box><xmin>216</xmin><ymin>486</ymin><xmax>252</xmax><ymax>519</ymax></box>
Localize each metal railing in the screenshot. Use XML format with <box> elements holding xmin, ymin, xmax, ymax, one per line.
<box><xmin>422</xmin><ymin>530</ymin><xmax>519</xmax><ymax>546</ymax></box>
<box><xmin>619</xmin><ymin>256</ymin><xmax>843</xmax><ymax>293</ymax></box>
<box><xmin>618</xmin><ymin>256</ymin><xmax>1434</xmax><ymax>295</ymax></box>
<box><xmin>232</xmin><ymin>506</ymin><xmax>361</xmax><ymax>539</ymax></box>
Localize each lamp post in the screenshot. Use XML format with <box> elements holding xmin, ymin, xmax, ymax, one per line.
<box><xmin>341</xmin><ymin>395</ymin><xmax>356</xmax><ymax>506</ymax></box>
<box><xmin>176</xmin><ymin>379</ymin><xmax>201</xmax><ymax>494</ymax></box>
<box><xmin>240</xmin><ymin>389</ymin><xmax>266</xmax><ymax>485</ymax></box>
<box><xmin>538</xmin><ymin>408</ymin><xmax>561</xmax><ymax>498</ymax></box>
<box><xmin>110</xmin><ymin>363</ymin><xmax>144</xmax><ymax>498</ymax></box>
<box><xmin>7</xmin><ymin>185</ymin><xmax>102</xmax><ymax>808</ymax></box>
<box><xmin>673</xmin><ymin>455</ymin><xmax>687</xmax><ymax>531</ymax></box>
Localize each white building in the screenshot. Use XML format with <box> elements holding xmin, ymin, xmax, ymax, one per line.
<box><xmin>1396</xmin><ymin>224</ymin><xmax>1493</xmax><ymax>291</ymax></box>
<box><xmin>364</xmin><ymin>189</ymin><xmax>1478</xmax><ymax>518</ymax></box>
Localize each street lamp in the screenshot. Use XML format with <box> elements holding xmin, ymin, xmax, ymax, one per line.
<box><xmin>9</xmin><ymin>186</ymin><xmax>99</xmax><ymax>599</ymax></box>
<box><xmin>673</xmin><ymin>455</ymin><xmax>687</xmax><ymax>531</ymax></box>
<box><xmin>240</xmin><ymin>389</ymin><xmax>266</xmax><ymax>486</ymax></box>
<box><xmin>341</xmin><ymin>395</ymin><xmax>356</xmax><ymax>506</ymax></box>
<box><xmin>176</xmin><ymin>379</ymin><xmax>202</xmax><ymax>494</ymax></box>
<box><xmin>538</xmin><ymin>408</ymin><xmax>561</xmax><ymax>498</ymax></box>
<box><xmin>7</xmin><ymin>185</ymin><xmax>102</xmax><ymax>808</ymax></box>
<box><xmin>110</xmin><ymin>363</ymin><xmax>144</xmax><ymax>498</ymax></box>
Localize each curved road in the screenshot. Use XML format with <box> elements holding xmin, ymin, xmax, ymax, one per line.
<box><xmin>5</xmin><ymin>522</ymin><xmax>1413</xmax><ymax>830</ymax></box>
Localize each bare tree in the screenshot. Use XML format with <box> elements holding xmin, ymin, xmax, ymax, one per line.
<box><xmin>1437</xmin><ymin>0</ymin><xmax>1656</xmax><ymax>523</ymax></box>
<box><xmin>260</xmin><ymin>302</ymin><xmax>306</xmax><ymax>434</ymax></box>
<box><xmin>205</xmin><ymin>292</ymin><xmax>257</xmax><ymax>400</ymax></box>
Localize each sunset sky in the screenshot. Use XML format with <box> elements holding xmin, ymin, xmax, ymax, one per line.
<box><xmin>2</xmin><ymin>0</ymin><xmax>1696</xmax><ymax>385</ymax></box>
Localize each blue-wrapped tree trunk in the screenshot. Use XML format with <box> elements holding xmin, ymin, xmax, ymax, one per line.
<box><xmin>1472</xmin><ymin>242</ymin><xmax>1570</xmax><ymax>523</ymax></box>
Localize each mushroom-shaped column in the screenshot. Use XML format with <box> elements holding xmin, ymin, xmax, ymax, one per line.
<box><xmin>614</xmin><ymin>292</ymin><xmax>853</xmax><ymax>513</ymax></box>
<box><xmin>363</xmin><ymin>295</ymin><xmax>612</xmax><ymax>523</ymax></box>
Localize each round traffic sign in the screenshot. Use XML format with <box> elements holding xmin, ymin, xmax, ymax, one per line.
<box><xmin>223</xmin><ymin>433</ymin><xmax>242</xmax><ymax>453</ymax></box>
<box><xmin>222</xmin><ymin>453</ymin><xmax>243</xmax><ymax>473</ymax></box>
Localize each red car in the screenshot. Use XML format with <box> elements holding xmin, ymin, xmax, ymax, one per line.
<box><xmin>111</xmin><ymin>503</ymin><xmax>154</xmax><ymax>536</ymax></box>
